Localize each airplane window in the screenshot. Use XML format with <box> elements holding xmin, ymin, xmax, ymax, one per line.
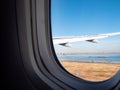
<box><xmin>51</xmin><ymin>0</ymin><xmax>120</xmax><ymax>81</ymax></box>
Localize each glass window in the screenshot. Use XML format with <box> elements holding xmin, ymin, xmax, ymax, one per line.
<box><xmin>51</xmin><ymin>0</ymin><xmax>120</xmax><ymax>81</ymax></box>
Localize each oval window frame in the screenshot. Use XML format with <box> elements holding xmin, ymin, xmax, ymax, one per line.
<box><xmin>16</xmin><ymin>0</ymin><xmax>120</xmax><ymax>89</ymax></box>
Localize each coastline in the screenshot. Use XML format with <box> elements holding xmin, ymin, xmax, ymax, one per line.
<box><xmin>60</xmin><ymin>60</ymin><xmax>120</xmax><ymax>64</ymax></box>
<box><xmin>60</xmin><ymin>60</ymin><xmax>120</xmax><ymax>81</ymax></box>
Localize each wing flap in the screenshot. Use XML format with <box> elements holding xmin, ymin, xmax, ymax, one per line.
<box><xmin>59</xmin><ymin>43</ymin><xmax>71</xmax><ymax>47</ymax></box>
<box><xmin>86</xmin><ymin>39</ymin><xmax>99</xmax><ymax>43</ymax></box>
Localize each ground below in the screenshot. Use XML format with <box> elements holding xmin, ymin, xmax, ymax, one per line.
<box><xmin>60</xmin><ymin>61</ymin><xmax>120</xmax><ymax>81</ymax></box>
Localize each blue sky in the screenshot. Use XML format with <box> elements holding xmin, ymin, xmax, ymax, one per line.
<box><xmin>51</xmin><ymin>0</ymin><xmax>120</xmax><ymax>53</ymax></box>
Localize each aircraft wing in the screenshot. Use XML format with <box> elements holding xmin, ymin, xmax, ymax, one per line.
<box><xmin>53</xmin><ymin>32</ymin><xmax>120</xmax><ymax>47</ymax></box>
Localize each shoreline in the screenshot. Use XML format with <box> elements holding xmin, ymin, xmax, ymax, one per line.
<box><xmin>60</xmin><ymin>60</ymin><xmax>120</xmax><ymax>81</ymax></box>
<box><xmin>60</xmin><ymin>60</ymin><xmax>120</xmax><ymax>64</ymax></box>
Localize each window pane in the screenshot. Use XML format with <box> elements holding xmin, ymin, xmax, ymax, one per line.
<box><xmin>51</xmin><ymin>0</ymin><xmax>120</xmax><ymax>81</ymax></box>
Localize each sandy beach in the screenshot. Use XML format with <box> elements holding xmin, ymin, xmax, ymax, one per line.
<box><xmin>60</xmin><ymin>61</ymin><xmax>120</xmax><ymax>81</ymax></box>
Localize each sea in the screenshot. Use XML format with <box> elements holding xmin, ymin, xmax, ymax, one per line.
<box><xmin>57</xmin><ymin>53</ymin><xmax>120</xmax><ymax>63</ymax></box>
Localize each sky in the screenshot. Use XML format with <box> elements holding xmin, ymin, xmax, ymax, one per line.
<box><xmin>51</xmin><ymin>0</ymin><xmax>120</xmax><ymax>54</ymax></box>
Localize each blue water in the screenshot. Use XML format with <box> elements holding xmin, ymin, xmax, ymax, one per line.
<box><xmin>57</xmin><ymin>53</ymin><xmax>120</xmax><ymax>63</ymax></box>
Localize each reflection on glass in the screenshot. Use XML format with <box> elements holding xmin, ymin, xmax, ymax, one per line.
<box><xmin>51</xmin><ymin>0</ymin><xmax>120</xmax><ymax>81</ymax></box>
